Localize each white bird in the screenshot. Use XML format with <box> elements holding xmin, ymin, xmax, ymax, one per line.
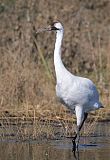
<box><xmin>37</xmin><ymin>21</ymin><xmax>103</xmax><ymax>150</ymax></box>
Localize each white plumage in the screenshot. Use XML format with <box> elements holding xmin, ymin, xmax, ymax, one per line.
<box><xmin>53</xmin><ymin>22</ymin><xmax>102</xmax><ymax>123</ymax></box>
<box><xmin>38</xmin><ymin>21</ymin><xmax>103</xmax><ymax>150</ymax></box>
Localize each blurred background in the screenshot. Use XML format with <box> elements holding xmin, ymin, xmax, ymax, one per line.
<box><xmin>0</xmin><ymin>0</ymin><xmax>110</xmax><ymax>138</ymax></box>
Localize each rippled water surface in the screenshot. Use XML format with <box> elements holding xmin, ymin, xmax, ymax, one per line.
<box><xmin>0</xmin><ymin>122</ymin><xmax>110</xmax><ymax>160</ymax></box>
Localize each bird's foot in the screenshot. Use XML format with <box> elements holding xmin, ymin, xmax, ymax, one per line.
<box><xmin>72</xmin><ymin>138</ymin><xmax>76</xmax><ymax>152</ymax></box>
<box><xmin>72</xmin><ymin>138</ymin><xmax>79</xmax><ymax>152</ymax></box>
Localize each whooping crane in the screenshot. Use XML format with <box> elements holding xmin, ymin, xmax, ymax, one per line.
<box><xmin>36</xmin><ymin>21</ymin><xmax>103</xmax><ymax>151</ymax></box>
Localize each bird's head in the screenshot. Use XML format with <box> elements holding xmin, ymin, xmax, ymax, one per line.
<box><xmin>36</xmin><ymin>21</ymin><xmax>64</xmax><ymax>34</ymax></box>
<box><xmin>48</xmin><ymin>21</ymin><xmax>63</xmax><ymax>31</ymax></box>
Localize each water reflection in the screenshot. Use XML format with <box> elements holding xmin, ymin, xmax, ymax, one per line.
<box><xmin>0</xmin><ymin>136</ymin><xmax>110</xmax><ymax>160</ymax></box>
<box><xmin>0</xmin><ymin>122</ymin><xmax>110</xmax><ymax>160</ymax></box>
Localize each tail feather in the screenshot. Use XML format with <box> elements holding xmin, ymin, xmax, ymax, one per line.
<box><xmin>93</xmin><ymin>102</ymin><xmax>103</xmax><ymax>109</ymax></box>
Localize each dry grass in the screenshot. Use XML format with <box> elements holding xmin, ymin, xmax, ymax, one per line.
<box><xmin>0</xmin><ymin>107</ymin><xmax>109</xmax><ymax>141</ymax></box>
<box><xmin>0</xmin><ymin>0</ymin><xmax>110</xmax><ymax>140</ymax></box>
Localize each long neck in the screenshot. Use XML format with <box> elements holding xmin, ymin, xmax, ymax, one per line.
<box><xmin>54</xmin><ymin>30</ymin><xmax>67</xmax><ymax>83</ymax></box>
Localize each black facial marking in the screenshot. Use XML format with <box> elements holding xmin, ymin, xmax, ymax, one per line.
<box><xmin>51</xmin><ymin>26</ymin><xmax>59</xmax><ymax>30</ymax></box>
<box><xmin>50</xmin><ymin>21</ymin><xmax>59</xmax><ymax>31</ymax></box>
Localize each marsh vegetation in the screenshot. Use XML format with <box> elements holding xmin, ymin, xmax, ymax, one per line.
<box><xmin>0</xmin><ymin>0</ymin><xmax>110</xmax><ymax>140</ymax></box>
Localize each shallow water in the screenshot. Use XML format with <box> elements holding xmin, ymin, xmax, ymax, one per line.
<box><xmin>0</xmin><ymin>122</ymin><xmax>110</xmax><ymax>160</ymax></box>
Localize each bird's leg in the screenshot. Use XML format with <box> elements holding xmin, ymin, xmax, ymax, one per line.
<box><xmin>79</xmin><ymin>112</ymin><xmax>88</xmax><ymax>131</ymax></box>
<box><xmin>72</xmin><ymin>112</ymin><xmax>88</xmax><ymax>151</ymax></box>
<box><xmin>75</xmin><ymin>126</ymin><xmax>80</xmax><ymax>150</ymax></box>
<box><xmin>72</xmin><ymin>126</ymin><xmax>80</xmax><ymax>152</ymax></box>
<box><xmin>75</xmin><ymin>113</ymin><xmax>88</xmax><ymax>149</ymax></box>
